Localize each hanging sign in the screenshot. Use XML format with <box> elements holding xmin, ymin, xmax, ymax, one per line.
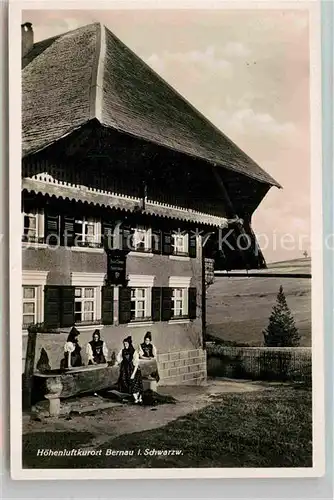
<box><xmin>106</xmin><ymin>250</ymin><xmax>127</xmax><ymax>286</ymax></box>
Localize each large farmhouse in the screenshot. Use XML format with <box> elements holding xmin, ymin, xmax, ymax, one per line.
<box><xmin>21</xmin><ymin>22</ymin><xmax>279</xmax><ymax>384</ymax></box>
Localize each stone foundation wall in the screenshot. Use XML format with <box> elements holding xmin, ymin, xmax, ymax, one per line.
<box><xmin>157</xmin><ymin>348</ymin><xmax>207</xmax><ymax>385</ymax></box>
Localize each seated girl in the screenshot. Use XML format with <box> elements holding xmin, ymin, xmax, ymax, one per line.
<box><xmin>139</xmin><ymin>332</ymin><xmax>160</xmax><ymax>382</ymax></box>
<box><xmin>61</xmin><ymin>326</ymin><xmax>83</xmax><ymax>369</ymax></box>
<box><xmin>86</xmin><ymin>329</ymin><xmax>108</xmax><ymax>365</ymax></box>
<box><xmin>139</xmin><ymin>332</ymin><xmax>157</xmax><ymax>359</ymax></box>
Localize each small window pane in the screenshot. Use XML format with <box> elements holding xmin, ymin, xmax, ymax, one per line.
<box><xmin>29</xmin><ymin>217</ymin><xmax>36</xmax><ymax>229</ymax></box>
<box><xmin>85</xmin><ymin>222</ymin><xmax>96</xmax><ymax>242</ymax></box>
<box><xmin>23</xmin><ymin>315</ymin><xmax>35</xmax><ymax>325</ymax></box>
<box><xmin>75</xmin><ymin>288</ymin><xmax>82</xmax><ymax>297</ymax></box>
<box><xmin>75</xmin><ymin>302</ymin><xmax>82</xmax><ymax>312</ymax></box>
<box><xmin>23</xmin><ymin>287</ymin><xmax>35</xmax><ymax>299</ymax></box>
<box><xmin>83</xmin><ymin>312</ymin><xmax>94</xmax><ymax>321</ymax></box>
<box><xmin>23</xmin><ymin>302</ymin><xmax>35</xmax><ymax>314</ymax></box>
<box><xmin>84</xmin><ymin>301</ymin><xmax>94</xmax><ymax>312</ymax></box>
<box><xmin>84</xmin><ymin>288</ymin><xmax>94</xmax><ymax>298</ymax></box>
<box><xmin>24</xmin><ymin>215</ymin><xmax>36</xmax><ymax>229</ymax></box>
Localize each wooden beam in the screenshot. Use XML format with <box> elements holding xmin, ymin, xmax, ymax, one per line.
<box><xmin>211</xmin><ymin>167</ymin><xmax>252</xmax><ymax>268</ymax></box>
<box><xmin>211</xmin><ymin>166</ymin><xmax>236</xmax><ymax>218</ymax></box>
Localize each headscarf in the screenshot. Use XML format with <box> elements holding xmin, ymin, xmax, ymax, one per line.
<box><xmin>123</xmin><ymin>336</ymin><xmax>135</xmax><ymax>355</ymax></box>
<box><xmin>144</xmin><ymin>331</ymin><xmax>152</xmax><ymax>342</ymax></box>
<box><xmin>91</xmin><ymin>329</ymin><xmax>101</xmax><ymax>342</ymax></box>
<box><xmin>90</xmin><ymin>329</ymin><xmax>103</xmax><ymax>349</ymax></box>
<box><xmin>67</xmin><ymin>326</ymin><xmax>80</xmax><ymax>343</ymax></box>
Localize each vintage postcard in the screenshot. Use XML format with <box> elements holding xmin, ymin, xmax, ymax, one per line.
<box><xmin>9</xmin><ymin>0</ymin><xmax>325</xmax><ymax>479</ymax></box>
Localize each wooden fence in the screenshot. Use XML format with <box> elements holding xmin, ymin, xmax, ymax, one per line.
<box><xmin>206</xmin><ymin>344</ymin><xmax>312</xmax><ymax>384</ymax></box>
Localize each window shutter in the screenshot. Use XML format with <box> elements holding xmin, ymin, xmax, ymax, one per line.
<box><xmin>61</xmin><ymin>286</ymin><xmax>75</xmax><ymax>327</ymax></box>
<box><xmin>188</xmin><ymin>287</ymin><xmax>197</xmax><ymax>319</ymax></box>
<box><xmin>151</xmin><ymin>229</ymin><xmax>162</xmax><ymax>254</ymax></box>
<box><xmin>189</xmin><ymin>233</ymin><xmax>197</xmax><ymax>258</ymax></box>
<box><xmin>102</xmin><ymin>286</ymin><xmax>114</xmax><ymax>325</ymax></box>
<box><xmin>44</xmin><ymin>286</ymin><xmax>61</xmax><ymax>328</ymax></box>
<box><xmin>151</xmin><ymin>287</ymin><xmax>162</xmax><ymax>321</ymax></box>
<box><xmin>45</xmin><ymin>212</ymin><xmax>60</xmax><ymax>245</ymax></box>
<box><xmin>119</xmin><ymin>287</ymin><xmax>132</xmax><ymax>324</ymax></box>
<box><xmin>62</xmin><ymin>216</ymin><xmax>75</xmax><ymax>247</ymax></box>
<box><xmin>121</xmin><ymin>226</ymin><xmax>134</xmax><ymax>253</ymax></box>
<box><xmin>44</xmin><ymin>286</ymin><xmax>75</xmax><ymax>329</ymax></box>
<box><xmin>162</xmin><ymin>231</ymin><xmax>172</xmax><ymax>255</ymax></box>
<box><xmin>102</xmin><ymin>221</ymin><xmax>114</xmax><ymax>251</ymax></box>
<box><xmin>161</xmin><ymin>287</ymin><xmax>173</xmax><ymax>321</ymax></box>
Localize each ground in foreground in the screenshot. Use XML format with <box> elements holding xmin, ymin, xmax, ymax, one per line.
<box><xmin>23</xmin><ymin>383</ymin><xmax>312</xmax><ymax>469</ymax></box>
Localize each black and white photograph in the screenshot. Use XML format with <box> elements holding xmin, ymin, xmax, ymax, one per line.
<box><xmin>9</xmin><ymin>0</ymin><xmax>324</xmax><ymax>479</ymax></box>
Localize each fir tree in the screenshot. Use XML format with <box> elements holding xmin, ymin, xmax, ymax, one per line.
<box><xmin>263</xmin><ymin>285</ymin><xmax>300</xmax><ymax>347</ymax></box>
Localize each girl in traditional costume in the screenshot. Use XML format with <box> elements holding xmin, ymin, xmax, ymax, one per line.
<box><xmin>86</xmin><ymin>329</ymin><xmax>108</xmax><ymax>365</ymax></box>
<box><xmin>62</xmin><ymin>326</ymin><xmax>82</xmax><ymax>368</ymax></box>
<box><xmin>139</xmin><ymin>332</ymin><xmax>160</xmax><ymax>383</ymax></box>
<box><xmin>116</xmin><ymin>336</ymin><xmax>143</xmax><ymax>403</ymax></box>
<box><xmin>139</xmin><ymin>331</ymin><xmax>157</xmax><ymax>359</ymax></box>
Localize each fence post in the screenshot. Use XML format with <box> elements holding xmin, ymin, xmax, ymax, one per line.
<box><xmin>22</xmin><ymin>330</ymin><xmax>37</xmax><ymax>411</ymax></box>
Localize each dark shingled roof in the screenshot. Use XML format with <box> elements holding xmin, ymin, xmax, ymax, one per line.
<box><xmin>22</xmin><ymin>22</ymin><xmax>280</xmax><ymax>188</ymax></box>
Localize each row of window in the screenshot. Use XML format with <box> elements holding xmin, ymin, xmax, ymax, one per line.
<box><xmin>22</xmin><ymin>210</ymin><xmax>197</xmax><ymax>256</ymax></box>
<box><xmin>22</xmin><ymin>285</ymin><xmax>197</xmax><ymax>329</ymax></box>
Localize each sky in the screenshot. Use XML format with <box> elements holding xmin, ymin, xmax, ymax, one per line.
<box><xmin>22</xmin><ymin>8</ymin><xmax>311</xmax><ymax>263</ymax></box>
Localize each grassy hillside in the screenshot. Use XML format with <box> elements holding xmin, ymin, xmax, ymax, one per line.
<box><xmin>206</xmin><ymin>259</ymin><xmax>311</xmax><ymax>347</ymax></box>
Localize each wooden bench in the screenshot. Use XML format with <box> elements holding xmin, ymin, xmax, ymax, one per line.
<box><xmin>33</xmin><ymin>359</ymin><xmax>158</xmax><ymax>416</ymax></box>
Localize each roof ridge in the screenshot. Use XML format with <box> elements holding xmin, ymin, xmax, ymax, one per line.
<box><xmin>89</xmin><ymin>23</ymin><xmax>106</xmax><ymax>122</ymax></box>
<box><xmin>101</xmin><ymin>24</ymin><xmax>280</xmax><ymax>188</ymax></box>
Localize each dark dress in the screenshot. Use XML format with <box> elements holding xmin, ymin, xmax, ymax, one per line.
<box><xmin>140</xmin><ymin>342</ymin><xmax>160</xmax><ymax>382</ymax></box>
<box><xmin>140</xmin><ymin>342</ymin><xmax>154</xmax><ymax>358</ymax></box>
<box><xmin>88</xmin><ymin>339</ymin><xmax>106</xmax><ymax>365</ymax></box>
<box><xmin>118</xmin><ymin>348</ymin><xmax>143</xmax><ymax>395</ymax></box>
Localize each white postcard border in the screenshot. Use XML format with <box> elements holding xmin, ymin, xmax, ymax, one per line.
<box><xmin>9</xmin><ymin>0</ymin><xmax>325</xmax><ymax>480</ymax></box>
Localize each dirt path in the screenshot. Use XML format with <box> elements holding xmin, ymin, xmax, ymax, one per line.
<box><xmin>24</xmin><ymin>379</ymin><xmax>267</xmax><ymax>450</ymax></box>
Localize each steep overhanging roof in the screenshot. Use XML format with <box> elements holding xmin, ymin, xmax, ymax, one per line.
<box><xmin>22</xmin><ymin>22</ymin><xmax>281</xmax><ymax>189</ymax></box>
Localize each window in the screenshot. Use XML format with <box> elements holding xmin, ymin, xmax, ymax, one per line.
<box><xmin>172</xmin><ymin>288</ymin><xmax>188</xmax><ymax>317</ymax></box>
<box><xmin>132</xmin><ymin>226</ymin><xmax>151</xmax><ymax>252</ymax></box>
<box><xmin>22</xmin><ymin>286</ymin><xmax>37</xmax><ymax>327</ymax></box>
<box><xmin>172</xmin><ymin>232</ymin><xmax>188</xmax><ymax>256</ymax></box>
<box><xmin>22</xmin><ymin>210</ymin><xmax>43</xmax><ymax>243</ymax></box>
<box><xmin>102</xmin><ymin>224</ymin><xmax>116</xmax><ymax>250</ymax></box>
<box><xmin>22</xmin><ymin>271</ymin><xmax>48</xmax><ymax>331</ymax></box>
<box><xmin>74</xmin><ymin>218</ymin><xmax>100</xmax><ymax>247</ymax></box>
<box><xmin>74</xmin><ymin>287</ymin><xmax>97</xmax><ymax>323</ymax></box>
<box><xmin>130</xmin><ymin>288</ymin><xmax>149</xmax><ymax>320</ymax></box>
